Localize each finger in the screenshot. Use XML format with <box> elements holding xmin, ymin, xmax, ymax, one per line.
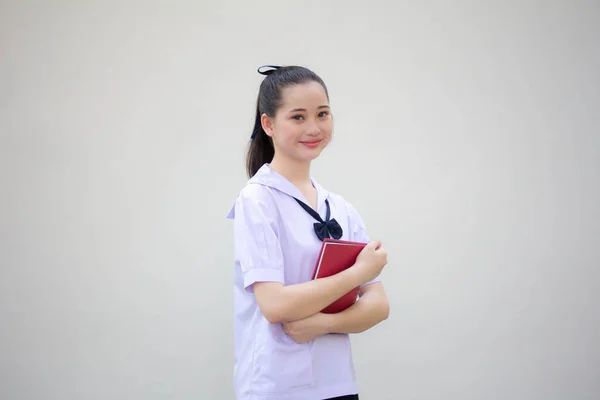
<box><xmin>368</xmin><ymin>240</ymin><xmax>382</xmax><ymax>249</ymax></box>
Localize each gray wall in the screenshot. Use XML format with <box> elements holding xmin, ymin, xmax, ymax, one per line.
<box><xmin>1</xmin><ymin>1</ymin><xmax>599</xmax><ymax>399</ymax></box>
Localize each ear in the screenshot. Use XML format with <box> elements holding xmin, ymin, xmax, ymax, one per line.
<box><xmin>261</xmin><ymin>113</ymin><xmax>275</xmax><ymax>137</ymax></box>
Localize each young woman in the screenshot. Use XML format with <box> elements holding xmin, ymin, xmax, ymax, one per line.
<box><xmin>226</xmin><ymin>65</ymin><xmax>390</xmax><ymax>400</ymax></box>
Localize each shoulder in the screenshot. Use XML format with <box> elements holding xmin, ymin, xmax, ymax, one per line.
<box><xmin>239</xmin><ymin>182</ymin><xmax>275</xmax><ymax>203</ymax></box>
<box><xmin>226</xmin><ymin>182</ymin><xmax>279</xmax><ymax>220</ymax></box>
<box><xmin>324</xmin><ymin>190</ymin><xmax>370</xmax><ymax>243</ymax></box>
<box><xmin>325</xmin><ymin>190</ymin><xmax>366</xmax><ymax>228</ymax></box>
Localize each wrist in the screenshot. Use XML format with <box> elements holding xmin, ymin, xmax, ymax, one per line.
<box><xmin>345</xmin><ymin>262</ymin><xmax>365</xmax><ymax>288</ymax></box>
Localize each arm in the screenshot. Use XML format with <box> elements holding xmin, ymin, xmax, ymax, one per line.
<box><xmin>253</xmin><ymin>266</ymin><xmax>364</xmax><ymax>324</ymax></box>
<box><xmin>253</xmin><ymin>240</ymin><xmax>386</xmax><ymax>324</ymax></box>
<box><xmin>325</xmin><ymin>281</ymin><xmax>389</xmax><ymax>334</ymax></box>
<box><xmin>282</xmin><ymin>282</ymin><xmax>389</xmax><ymax>343</ymax></box>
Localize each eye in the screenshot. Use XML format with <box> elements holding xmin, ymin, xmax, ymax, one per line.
<box><xmin>292</xmin><ymin>115</ymin><xmax>304</xmax><ymax>120</ymax></box>
<box><xmin>318</xmin><ymin>111</ymin><xmax>330</xmax><ymax>118</ymax></box>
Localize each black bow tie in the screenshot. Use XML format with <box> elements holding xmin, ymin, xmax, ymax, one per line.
<box><xmin>294</xmin><ymin>198</ymin><xmax>343</xmax><ymax>241</ymax></box>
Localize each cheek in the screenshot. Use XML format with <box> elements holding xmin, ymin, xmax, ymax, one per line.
<box><xmin>274</xmin><ymin>123</ymin><xmax>302</xmax><ymax>146</ymax></box>
<box><xmin>273</xmin><ymin>119</ymin><xmax>292</xmax><ymax>136</ymax></box>
<box><xmin>288</xmin><ymin>124</ymin><xmax>307</xmax><ymax>142</ymax></box>
<box><xmin>322</xmin><ymin>120</ymin><xmax>333</xmax><ymax>139</ymax></box>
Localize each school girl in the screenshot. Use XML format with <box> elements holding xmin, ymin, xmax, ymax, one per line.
<box><xmin>226</xmin><ymin>65</ymin><xmax>390</xmax><ymax>400</ymax></box>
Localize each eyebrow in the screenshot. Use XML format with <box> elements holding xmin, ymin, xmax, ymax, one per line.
<box><xmin>288</xmin><ymin>105</ymin><xmax>331</xmax><ymax>113</ymax></box>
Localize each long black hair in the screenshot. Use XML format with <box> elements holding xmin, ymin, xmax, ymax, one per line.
<box><xmin>246</xmin><ymin>65</ymin><xmax>329</xmax><ymax>178</ymax></box>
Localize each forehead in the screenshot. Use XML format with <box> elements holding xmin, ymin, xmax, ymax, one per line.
<box><xmin>279</xmin><ymin>81</ymin><xmax>328</xmax><ymax>109</ymax></box>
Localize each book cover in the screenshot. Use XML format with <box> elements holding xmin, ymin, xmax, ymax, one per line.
<box><xmin>312</xmin><ymin>238</ymin><xmax>367</xmax><ymax>314</ymax></box>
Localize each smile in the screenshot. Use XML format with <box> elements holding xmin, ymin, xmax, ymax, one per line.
<box><xmin>300</xmin><ymin>140</ymin><xmax>322</xmax><ymax>148</ymax></box>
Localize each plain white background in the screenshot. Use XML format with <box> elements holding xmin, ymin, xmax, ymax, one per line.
<box><xmin>1</xmin><ymin>1</ymin><xmax>599</xmax><ymax>399</ymax></box>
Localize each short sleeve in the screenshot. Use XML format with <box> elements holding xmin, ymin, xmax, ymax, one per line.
<box><xmin>230</xmin><ymin>187</ymin><xmax>285</xmax><ymax>293</ymax></box>
<box><xmin>347</xmin><ymin>201</ymin><xmax>382</xmax><ymax>287</ymax></box>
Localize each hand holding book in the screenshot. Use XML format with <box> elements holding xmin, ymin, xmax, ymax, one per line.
<box><xmin>312</xmin><ymin>239</ymin><xmax>387</xmax><ymax>313</ymax></box>
<box><xmin>353</xmin><ymin>240</ymin><xmax>387</xmax><ymax>283</ymax></box>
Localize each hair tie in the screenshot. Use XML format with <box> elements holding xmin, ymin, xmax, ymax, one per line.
<box><xmin>257</xmin><ymin>65</ymin><xmax>281</xmax><ymax>76</ymax></box>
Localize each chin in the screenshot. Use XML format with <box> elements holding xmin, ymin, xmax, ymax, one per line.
<box><xmin>306</xmin><ymin>146</ymin><xmax>326</xmax><ymax>157</ymax></box>
<box><xmin>293</xmin><ymin>150</ymin><xmax>323</xmax><ymax>163</ymax></box>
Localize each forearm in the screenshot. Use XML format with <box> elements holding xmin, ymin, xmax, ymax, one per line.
<box><xmin>325</xmin><ymin>285</ymin><xmax>389</xmax><ymax>334</ymax></box>
<box><xmin>266</xmin><ymin>268</ymin><xmax>364</xmax><ymax>323</ymax></box>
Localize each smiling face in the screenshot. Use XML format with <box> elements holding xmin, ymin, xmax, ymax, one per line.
<box><xmin>261</xmin><ymin>80</ymin><xmax>333</xmax><ymax>164</ymax></box>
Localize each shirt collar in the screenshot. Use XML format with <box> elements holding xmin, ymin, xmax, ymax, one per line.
<box><xmin>250</xmin><ymin>163</ymin><xmax>329</xmax><ymax>210</ymax></box>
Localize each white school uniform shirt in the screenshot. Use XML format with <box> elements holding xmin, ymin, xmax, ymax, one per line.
<box><xmin>226</xmin><ymin>164</ymin><xmax>380</xmax><ymax>400</ymax></box>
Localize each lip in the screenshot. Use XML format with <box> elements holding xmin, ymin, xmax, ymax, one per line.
<box><xmin>300</xmin><ymin>140</ymin><xmax>322</xmax><ymax>148</ymax></box>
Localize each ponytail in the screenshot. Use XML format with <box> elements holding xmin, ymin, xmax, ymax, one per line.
<box><xmin>246</xmin><ymin>102</ymin><xmax>275</xmax><ymax>178</ymax></box>
<box><xmin>245</xmin><ymin>65</ymin><xmax>329</xmax><ymax>178</ymax></box>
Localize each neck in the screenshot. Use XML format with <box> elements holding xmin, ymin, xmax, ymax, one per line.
<box><xmin>269</xmin><ymin>154</ymin><xmax>312</xmax><ymax>186</ymax></box>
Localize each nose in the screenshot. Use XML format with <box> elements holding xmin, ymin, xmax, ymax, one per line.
<box><xmin>306</xmin><ymin>121</ymin><xmax>321</xmax><ymax>136</ymax></box>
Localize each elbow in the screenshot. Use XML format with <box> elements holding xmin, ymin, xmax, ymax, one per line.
<box><xmin>253</xmin><ymin>282</ymin><xmax>289</xmax><ymax>324</ymax></box>
<box><xmin>379</xmin><ymin>298</ymin><xmax>390</xmax><ymax>322</ymax></box>
<box><xmin>262</xmin><ymin>305</ymin><xmax>286</xmax><ymax>324</ymax></box>
<box><xmin>382</xmin><ymin>301</ymin><xmax>390</xmax><ymax>320</ymax></box>
<box><xmin>257</xmin><ymin>297</ymin><xmax>289</xmax><ymax>324</ymax></box>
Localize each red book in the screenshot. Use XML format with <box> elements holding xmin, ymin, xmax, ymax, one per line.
<box><xmin>312</xmin><ymin>238</ymin><xmax>367</xmax><ymax>314</ymax></box>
